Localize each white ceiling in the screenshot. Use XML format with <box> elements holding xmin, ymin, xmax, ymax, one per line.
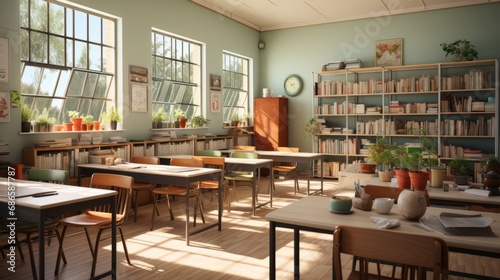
<box><xmin>190</xmin><ymin>0</ymin><xmax>500</xmax><ymax>31</ymax></box>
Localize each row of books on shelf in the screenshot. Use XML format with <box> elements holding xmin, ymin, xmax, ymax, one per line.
<box><xmin>441</xmin><ymin>95</ymin><xmax>495</xmax><ymax>113</ymax></box>
<box><xmin>35</xmin><ymin>147</ymin><xmax>129</xmax><ymax>177</ymax></box>
<box><xmin>314</xmin><ymin>69</ymin><xmax>494</xmax><ymax>96</ymax></box>
<box><xmin>315</xmin><ymin>161</ymin><xmax>347</xmax><ymax>178</ymax></box>
<box><xmin>441</xmin><ymin>116</ymin><xmax>495</xmax><ymax>136</ymax></box>
<box><xmin>388</xmin><ymin>101</ymin><xmax>438</xmax><ymax>114</ymax></box>
<box><xmin>156</xmin><ymin>141</ymin><xmax>194</xmax><ymax>156</ymax></box>
<box><xmin>441</xmin><ymin>70</ymin><xmax>494</xmax><ymax>90</ymax></box>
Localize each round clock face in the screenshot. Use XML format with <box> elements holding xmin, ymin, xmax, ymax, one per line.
<box><xmin>284</xmin><ymin>74</ymin><xmax>303</xmax><ymax>96</ymax></box>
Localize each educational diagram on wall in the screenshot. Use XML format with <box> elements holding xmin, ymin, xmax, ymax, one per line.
<box><xmin>0</xmin><ymin>38</ymin><xmax>8</xmax><ymax>84</ymax></box>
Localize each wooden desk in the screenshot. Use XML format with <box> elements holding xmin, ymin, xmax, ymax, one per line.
<box><xmin>78</xmin><ymin>163</ymin><xmax>222</xmax><ymax>245</ymax></box>
<box><xmin>157</xmin><ymin>155</ymin><xmax>274</xmax><ymax>215</ymax></box>
<box><xmin>363</xmin><ymin>177</ymin><xmax>500</xmax><ymax>210</ymax></box>
<box><xmin>266</xmin><ymin>196</ymin><xmax>500</xmax><ymax>280</ymax></box>
<box><xmin>222</xmin><ymin>150</ymin><xmax>324</xmax><ymax>195</ymax></box>
<box><xmin>0</xmin><ymin>177</ymin><xmax>117</xmax><ymax>280</ymax></box>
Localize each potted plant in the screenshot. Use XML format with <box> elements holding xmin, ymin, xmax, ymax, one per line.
<box><xmin>83</xmin><ymin>115</ymin><xmax>94</xmax><ymax>130</ymax></box>
<box><xmin>367</xmin><ymin>137</ymin><xmax>398</xmax><ymax>182</ymax></box>
<box><xmin>68</xmin><ymin>110</ymin><xmax>83</xmax><ymax>131</ymax></box>
<box><xmin>108</xmin><ymin>106</ymin><xmax>121</xmax><ymax>130</ymax></box>
<box><xmin>174</xmin><ymin>108</ymin><xmax>186</xmax><ymax>128</ymax></box>
<box><xmin>35</xmin><ymin>109</ymin><xmax>50</xmax><ymax>132</ymax></box>
<box><xmin>191</xmin><ymin>115</ymin><xmax>210</xmax><ymax>128</ymax></box>
<box><xmin>152</xmin><ymin>107</ymin><xmax>167</xmax><ymax>129</ymax></box>
<box><xmin>449</xmin><ymin>158</ymin><xmax>469</xmax><ymax>185</ymax></box>
<box><xmin>440</xmin><ymin>39</ymin><xmax>478</xmax><ymax>61</ymax></box>
<box><xmin>230</xmin><ymin>112</ymin><xmax>240</xmax><ymax>127</ymax></box>
<box><xmin>480</xmin><ymin>156</ymin><xmax>500</xmax><ymax>173</ymax></box>
<box><xmin>21</xmin><ymin>104</ymin><xmax>32</xmax><ymax>132</ymax></box>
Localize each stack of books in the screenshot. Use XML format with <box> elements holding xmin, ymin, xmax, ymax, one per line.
<box><xmin>345</xmin><ymin>58</ymin><xmax>362</xmax><ymax>69</ymax></box>
<box><xmin>0</xmin><ymin>139</ymin><xmax>8</xmax><ymax>154</ymax></box>
<box><xmin>355</xmin><ymin>104</ymin><xmax>365</xmax><ymax>114</ymax></box>
<box><xmin>323</xmin><ymin>61</ymin><xmax>346</xmax><ymax>71</ymax></box>
<box><xmin>109</xmin><ymin>136</ymin><xmax>127</xmax><ymax>143</ymax></box>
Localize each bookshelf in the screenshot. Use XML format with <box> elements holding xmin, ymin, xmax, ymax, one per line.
<box><xmin>312</xmin><ymin>59</ymin><xmax>498</xmax><ymax>179</ymax></box>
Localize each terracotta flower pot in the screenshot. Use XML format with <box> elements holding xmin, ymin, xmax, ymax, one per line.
<box><xmin>408</xmin><ymin>171</ymin><xmax>429</xmax><ymax>191</ymax></box>
<box><xmin>180</xmin><ymin>117</ymin><xmax>187</xmax><ymax>128</ymax></box>
<box><xmin>71</xmin><ymin>117</ymin><xmax>83</xmax><ymax>131</ymax></box>
<box><xmin>395</xmin><ymin>169</ymin><xmax>411</xmax><ymax>189</ymax></box>
<box><xmin>93</xmin><ymin>121</ymin><xmax>100</xmax><ymax>130</ymax></box>
<box><xmin>64</xmin><ymin>123</ymin><xmax>73</xmax><ymax>131</ymax></box>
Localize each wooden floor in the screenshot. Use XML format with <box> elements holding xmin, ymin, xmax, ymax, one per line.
<box><xmin>1</xmin><ymin>176</ymin><xmax>499</xmax><ymax>279</ymax></box>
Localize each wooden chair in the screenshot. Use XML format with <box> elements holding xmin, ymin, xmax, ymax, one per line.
<box><xmin>272</xmin><ymin>147</ymin><xmax>300</xmax><ymax>194</ymax></box>
<box><xmin>151</xmin><ymin>157</ymin><xmax>205</xmax><ymax>230</ymax></box>
<box><xmin>234</xmin><ymin>145</ymin><xmax>256</xmax><ymax>151</ymax></box>
<box><xmin>333</xmin><ymin>225</ymin><xmax>449</xmax><ymax>280</ymax></box>
<box><xmin>225</xmin><ymin>151</ymin><xmax>259</xmax><ymax>205</ymax></box>
<box><xmin>130</xmin><ymin>156</ymin><xmax>160</xmax><ymax>222</ymax></box>
<box><xmin>14</xmin><ymin>169</ymin><xmax>70</xmax><ymax>280</ymax></box>
<box><xmin>364</xmin><ymin>184</ymin><xmax>430</xmax><ymax>206</ymax></box>
<box><xmin>197</xmin><ymin>150</ymin><xmax>223</xmax><ymax>157</ymax></box>
<box><xmin>55</xmin><ymin>173</ymin><xmax>134</xmax><ymax>278</ymax></box>
<box><xmin>193</xmin><ymin>156</ymin><xmax>232</xmax><ymax>212</ymax></box>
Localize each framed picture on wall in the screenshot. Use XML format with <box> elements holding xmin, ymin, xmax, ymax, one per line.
<box><xmin>130</xmin><ymin>83</ymin><xmax>148</xmax><ymax>112</ymax></box>
<box><xmin>210</xmin><ymin>74</ymin><xmax>221</xmax><ymax>91</ymax></box>
<box><xmin>129</xmin><ymin>65</ymin><xmax>148</xmax><ymax>83</ymax></box>
<box><xmin>375</xmin><ymin>38</ymin><xmax>403</xmax><ymax>67</ymax></box>
<box><xmin>211</xmin><ymin>91</ymin><xmax>221</xmax><ymax>113</ymax></box>
<box><xmin>0</xmin><ymin>91</ymin><xmax>10</xmax><ymax>122</ymax></box>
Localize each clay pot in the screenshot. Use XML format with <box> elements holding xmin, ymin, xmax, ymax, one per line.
<box><xmin>71</xmin><ymin>117</ymin><xmax>83</xmax><ymax>131</ymax></box>
<box><xmin>93</xmin><ymin>121</ymin><xmax>100</xmax><ymax>130</ymax></box>
<box><xmin>378</xmin><ymin>171</ymin><xmax>394</xmax><ymax>182</ymax></box>
<box><xmin>408</xmin><ymin>171</ymin><xmax>429</xmax><ymax>191</ymax></box>
<box><xmin>21</xmin><ymin>121</ymin><xmax>31</xmax><ymax>133</ymax></box>
<box><xmin>360</xmin><ymin>163</ymin><xmax>377</xmax><ymax>174</ymax></box>
<box><xmin>395</xmin><ymin>169</ymin><xmax>411</xmax><ymax>189</ymax></box>
<box><xmin>64</xmin><ymin>123</ymin><xmax>73</xmax><ymax>131</ymax></box>
<box><xmin>179</xmin><ymin>117</ymin><xmax>187</xmax><ymax>128</ymax></box>
<box><xmin>397</xmin><ymin>189</ymin><xmax>427</xmax><ymax>220</ymax></box>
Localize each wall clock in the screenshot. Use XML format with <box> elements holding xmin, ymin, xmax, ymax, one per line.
<box><xmin>284</xmin><ymin>74</ymin><xmax>303</xmax><ymax>96</ymax></box>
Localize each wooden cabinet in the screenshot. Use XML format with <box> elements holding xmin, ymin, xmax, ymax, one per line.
<box><xmin>254</xmin><ymin>97</ymin><xmax>288</xmax><ymax>151</ymax></box>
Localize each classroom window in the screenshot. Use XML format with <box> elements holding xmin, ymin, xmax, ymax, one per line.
<box><xmin>222</xmin><ymin>52</ymin><xmax>249</xmax><ymax>124</ymax></box>
<box><xmin>151</xmin><ymin>31</ymin><xmax>202</xmax><ymax>123</ymax></box>
<box><xmin>20</xmin><ymin>0</ymin><xmax>116</xmax><ymax>125</ymax></box>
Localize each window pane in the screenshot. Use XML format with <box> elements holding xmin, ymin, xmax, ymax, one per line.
<box><xmin>94</xmin><ymin>75</ymin><xmax>108</xmax><ymax>98</ymax></box>
<box><xmin>74</xmin><ymin>41</ymin><xmax>88</xmax><ymax>69</ymax></box>
<box><xmin>21</xmin><ymin>30</ymin><xmax>29</xmax><ymax>61</ymax></box>
<box><xmin>155</xmin><ymin>57</ymin><xmax>164</xmax><ymax>79</ymax></box>
<box><xmin>74</xmin><ymin>10</ymin><xmax>87</xmax><ymax>41</ymax></box>
<box><xmin>49</xmin><ymin>4</ymin><xmax>64</xmax><ymax>35</ymax></box>
<box><xmin>89</xmin><ymin>99</ymin><xmax>105</xmax><ymax>121</ymax></box>
<box><xmin>154</xmin><ymin>33</ymin><xmax>163</xmax><ymax>56</ymax></box>
<box><xmin>20</xmin><ymin>0</ymin><xmax>29</xmax><ymax>28</ymax></box>
<box><xmin>30</xmin><ymin>31</ymin><xmax>48</xmax><ymax>63</ymax></box>
<box><xmin>49</xmin><ymin>35</ymin><xmax>65</xmax><ymax>65</ymax></box>
<box><xmin>66</xmin><ymin>39</ymin><xmax>74</xmax><ymax>67</ymax></box>
<box><xmin>88</xmin><ymin>15</ymin><xmax>101</xmax><ymax>43</ymax></box>
<box><xmin>82</xmin><ymin>73</ymin><xmax>98</xmax><ymax>97</ymax></box>
<box><xmin>67</xmin><ymin>71</ymin><xmax>86</xmax><ymax>96</ymax></box>
<box><xmin>79</xmin><ymin>98</ymin><xmax>91</xmax><ymax>116</ymax></box>
<box><xmin>39</xmin><ymin>68</ymin><xmax>59</xmax><ymax>96</ymax></box>
<box><xmin>89</xmin><ymin>43</ymin><xmax>101</xmax><ymax>71</ymax></box>
<box><xmin>164</xmin><ymin>36</ymin><xmax>171</xmax><ymax>58</ymax></box>
<box><xmin>21</xmin><ymin>65</ymin><xmax>42</xmax><ymax>95</ymax></box>
<box><xmin>63</xmin><ymin>97</ymin><xmax>80</xmax><ymax>122</ymax></box>
<box><xmin>102</xmin><ymin>46</ymin><xmax>114</xmax><ymax>73</ymax></box>
<box><xmin>66</xmin><ymin>9</ymin><xmax>73</xmax><ymax>37</ymax></box>
<box><xmin>102</xmin><ymin>18</ymin><xmax>114</xmax><ymax>47</ymax></box>
<box><xmin>30</xmin><ymin>0</ymin><xmax>48</xmax><ymax>32</ymax></box>
<box><xmin>54</xmin><ymin>70</ymin><xmax>70</xmax><ymax>97</ymax></box>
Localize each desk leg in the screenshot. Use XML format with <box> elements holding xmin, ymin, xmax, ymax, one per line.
<box><xmin>111</xmin><ymin>195</ymin><xmax>117</xmax><ymax>279</ymax></box>
<box><xmin>252</xmin><ymin>176</ymin><xmax>256</xmax><ymax>216</ymax></box>
<box><xmin>269</xmin><ymin>164</ymin><xmax>273</xmax><ymax>208</ymax></box>
<box><xmin>320</xmin><ymin>159</ymin><xmax>324</xmax><ymax>194</ymax></box>
<box><xmin>186</xmin><ymin>188</ymin><xmax>190</xmax><ymax>245</ymax></box>
<box><xmin>39</xmin><ymin>214</ymin><xmax>45</xmax><ymax>280</ymax></box>
<box><xmin>294</xmin><ymin>229</ymin><xmax>300</xmax><ymax>280</ymax></box>
<box><xmin>269</xmin><ymin>221</ymin><xmax>276</xmax><ymax>280</ymax></box>
<box><xmin>218</xmin><ymin>173</ymin><xmax>222</xmax><ymax>231</ymax></box>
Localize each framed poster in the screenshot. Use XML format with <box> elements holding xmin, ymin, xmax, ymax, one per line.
<box><xmin>210</xmin><ymin>91</ymin><xmax>221</xmax><ymax>113</ymax></box>
<box><xmin>129</xmin><ymin>65</ymin><xmax>148</xmax><ymax>83</ymax></box>
<box><xmin>375</xmin><ymin>38</ymin><xmax>403</xmax><ymax>67</ymax></box>
<box><xmin>0</xmin><ymin>91</ymin><xmax>10</xmax><ymax>122</ymax></box>
<box><xmin>0</xmin><ymin>38</ymin><xmax>9</xmax><ymax>84</ymax></box>
<box><xmin>210</xmin><ymin>74</ymin><xmax>221</xmax><ymax>91</ymax></box>
<box><xmin>130</xmin><ymin>83</ymin><xmax>148</xmax><ymax>112</ymax></box>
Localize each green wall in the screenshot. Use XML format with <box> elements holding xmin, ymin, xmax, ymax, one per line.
<box><xmin>1</xmin><ymin>1</ymin><xmax>499</xmax><ymax>164</ymax></box>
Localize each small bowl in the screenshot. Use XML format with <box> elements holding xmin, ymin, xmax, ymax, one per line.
<box><xmin>330</xmin><ymin>196</ymin><xmax>352</xmax><ymax>213</ymax></box>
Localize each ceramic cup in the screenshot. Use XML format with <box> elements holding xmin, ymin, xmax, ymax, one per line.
<box><xmin>330</xmin><ymin>196</ymin><xmax>352</xmax><ymax>213</ymax></box>
<box><xmin>375</xmin><ymin>198</ymin><xmax>394</xmax><ymax>214</ymax></box>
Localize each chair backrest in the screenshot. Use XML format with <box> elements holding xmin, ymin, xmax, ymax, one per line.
<box><xmin>197</xmin><ymin>150</ymin><xmax>223</xmax><ymax>157</ymax></box>
<box><xmin>193</xmin><ymin>156</ymin><xmax>225</xmax><ymax>173</ymax></box>
<box><xmin>26</xmin><ymin>169</ymin><xmax>69</xmax><ymax>184</ymax></box>
<box><xmin>275</xmin><ymin>146</ymin><xmax>299</xmax><ymax>167</ymax></box>
<box><xmin>231</xmin><ymin>151</ymin><xmax>258</xmax><ymax>159</ymax></box>
<box><xmin>364</xmin><ymin>184</ymin><xmax>430</xmax><ymax>206</ymax></box>
<box><xmin>333</xmin><ymin>225</ymin><xmax>448</xmax><ymax>280</ymax></box>
<box><xmin>234</xmin><ymin>145</ymin><xmax>256</xmax><ymax>151</ymax></box>
<box><xmin>170</xmin><ymin>157</ymin><xmax>204</xmax><ymax>168</ymax></box>
<box><xmin>131</xmin><ymin>156</ymin><xmax>160</xmax><ymax>165</ymax></box>
<box><xmin>89</xmin><ymin>173</ymin><xmax>134</xmax><ymax>225</ymax></box>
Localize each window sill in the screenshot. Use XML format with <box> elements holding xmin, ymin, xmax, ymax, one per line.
<box><xmin>19</xmin><ymin>129</ymin><xmax>126</xmax><ymax>135</ymax></box>
<box><xmin>151</xmin><ymin>127</ymin><xmax>207</xmax><ymax>131</ymax></box>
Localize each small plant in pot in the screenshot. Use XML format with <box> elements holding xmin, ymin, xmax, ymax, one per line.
<box><xmin>402</xmin><ymin>147</ymin><xmax>429</xmax><ymax>191</ymax></box>
<box><xmin>152</xmin><ymin>107</ymin><xmax>167</xmax><ymax>129</ymax></box>
<box><xmin>480</xmin><ymin>156</ymin><xmax>500</xmax><ymax>174</ymax></box>
<box><xmin>108</xmin><ymin>106</ymin><xmax>121</xmax><ymax>130</ymax></box>
<box><xmin>174</xmin><ymin>108</ymin><xmax>186</xmax><ymax>128</ymax></box>
<box><xmin>21</xmin><ymin>104</ymin><xmax>32</xmax><ymax>132</ymax></box>
<box><xmin>440</xmin><ymin>39</ymin><xmax>478</xmax><ymax>61</ymax></box>
<box><xmin>191</xmin><ymin>115</ymin><xmax>210</xmax><ymax>128</ymax></box>
<box><xmin>367</xmin><ymin>136</ymin><xmax>397</xmax><ymax>181</ymax></box>
<box><xmin>448</xmin><ymin>158</ymin><xmax>469</xmax><ymax>185</ymax></box>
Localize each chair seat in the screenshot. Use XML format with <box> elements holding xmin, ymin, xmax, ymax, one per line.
<box><xmin>347</xmin><ymin>271</ymin><xmax>394</xmax><ymax>280</ymax></box>
<box><xmin>133</xmin><ymin>182</ymin><xmax>154</xmax><ymax>190</ymax></box>
<box><xmin>153</xmin><ymin>186</ymin><xmax>198</xmax><ymax>196</ymax></box>
<box><xmin>200</xmin><ymin>180</ymin><xmax>223</xmax><ymax>189</ymax></box>
<box><xmin>58</xmin><ymin>211</ymin><xmax>125</xmax><ymax>228</ymax></box>
<box><xmin>225</xmin><ymin>172</ymin><xmax>254</xmax><ymax>181</ymax></box>
<box><xmin>273</xmin><ymin>166</ymin><xmax>297</xmax><ymax>172</ymax></box>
